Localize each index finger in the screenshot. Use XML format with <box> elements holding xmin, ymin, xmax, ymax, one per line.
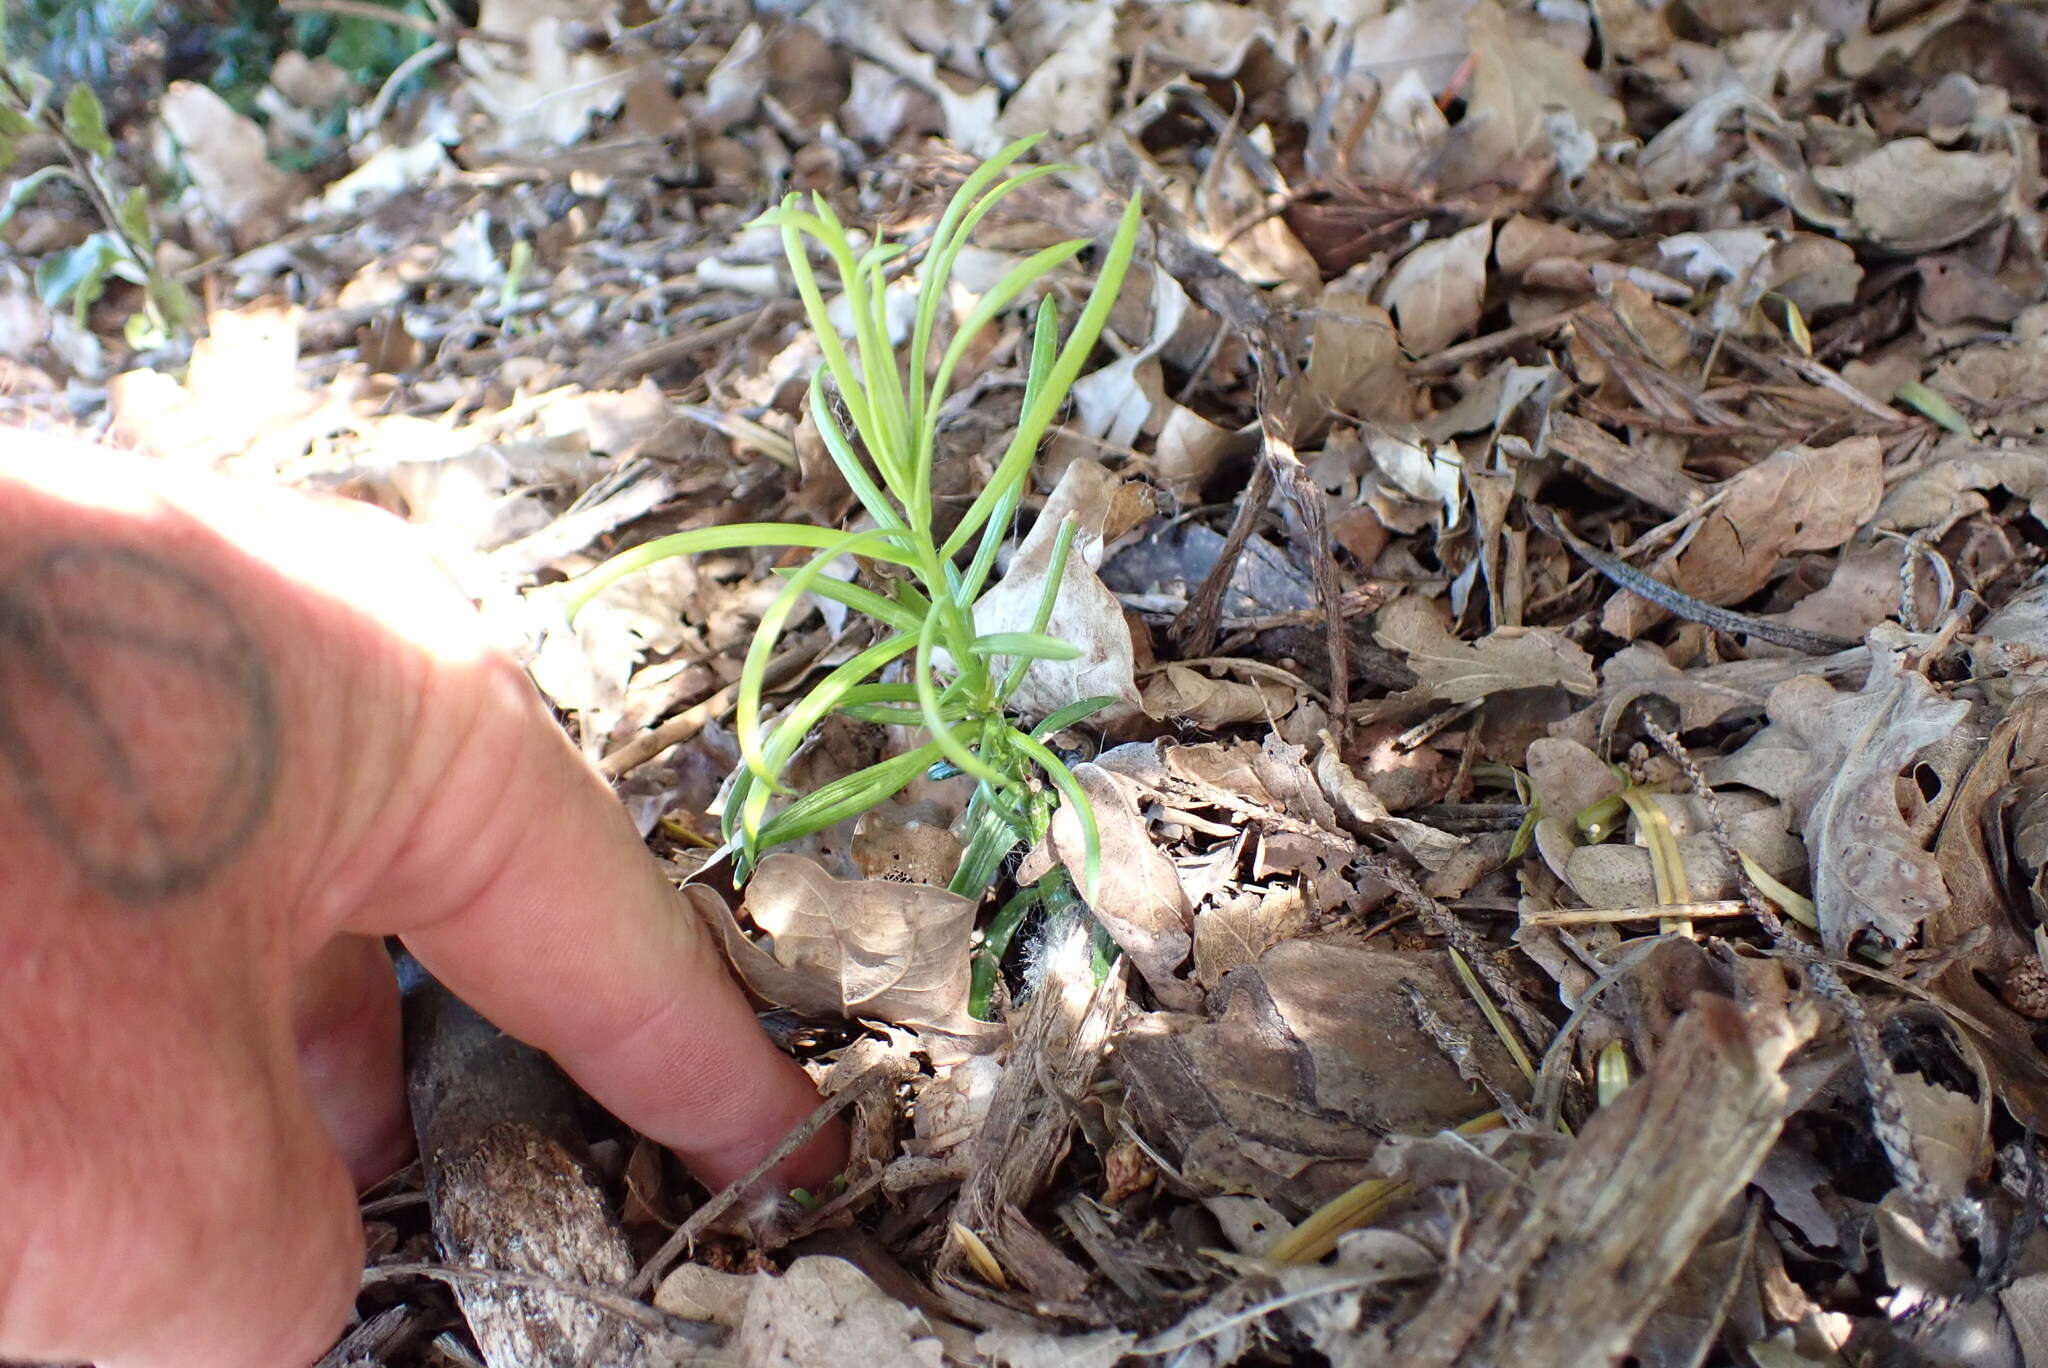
<box><xmin>355</xmin><ymin>661</ymin><xmax>842</xmax><ymax>1193</ymax></box>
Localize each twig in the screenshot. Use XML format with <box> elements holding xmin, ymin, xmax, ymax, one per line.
<box><xmin>1409</xmin><ymin>312</ymin><xmax>1574</xmax><ymax>377</ymax></box>
<box><xmin>360</xmin><ymin>39</ymin><xmax>451</xmax><ymax>131</ymax></box>
<box><xmin>625</xmin><ymin>1067</ymin><xmax>885</xmax><ymax>1297</ymax></box>
<box><xmin>1537</xmin><ymin>510</ymin><xmax>1859</xmax><ymax>655</ymax></box>
<box><xmin>1637</xmin><ymin>715</ymin><xmax>1961</xmax><ymax>1258</ymax></box>
<box><xmin>279</xmin><ymin>0</ymin><xmax>526</xmax><ymax>48</ymax></box>
<box><xmin>363</xmin><ymin>1263</ymin><xmax>719</xmax><ymax>1344</ymax></box>
<box><xmin>1522</xmin><ymin>900</ymin><xmax>1749</xmax><ymax>926</ymax></box>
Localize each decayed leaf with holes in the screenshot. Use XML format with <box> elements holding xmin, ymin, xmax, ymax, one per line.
<box><xmin>1111</xmin><ymin>941</ymin><xmax>1524</xmax><ymax>1210</ymax></box>
<box><xmin>1364</xmin><ymin>596</ymin><xmax>1597</xmax><ymax>720</ymax></box>
<box><xmin>1771</xmin><ymin>632</ymin><xmax>1973</xmax><ymax>952</ymax></box>
<box><xmin>1670</xmin><ymin>437</ymin><xmax>1883</xmax><ymax>605</ymax></box>
<box><xmin>686</xmin><ymin>857</ymin><xmax>999</xmax><ymax>1039</ymax></box>
<box><xmin>1379</xmin><ymin>221</ymin><xmax>1493</xmax><ymax>357</ymax></box>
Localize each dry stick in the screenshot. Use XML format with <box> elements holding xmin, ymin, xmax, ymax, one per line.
<box><xmin>1539</xmin><ymin>510</ymin><xmax>1860</xmax><ymax>656</ymax></box>
<box><xmin>625</xmin><ymin>1067</ymin><xmax>886</xmax><ymax>1297</ymax></box>
<box><xmin>279</xmin><ymin>0</ymin><xmax>526</xmax><ymax>46</ymax></box>
<box><xmin>1273</xmin><ymin>416</ymin><xmax>1351</xmax><ymax>729</ymax></box>
<box><xmin>1638</xmin><ymin>715</ymin><xmax>1960</xmax><ymax>1258</ymax></box>
<box><xmin>600</xmin><ymin>639</ymin><xmax>815</xmax><ymax>780</ymax></box>
<box><xmin>364</xmin><ymin>1264</ymin><xmax>719</xmax><ymax>1344</ymax></box>
<box><xmin>1175</xmin><ymin>442</ymin><xmax>1276</xmax><ymax>657</ymax></box>
<box><xmin>1408</xmin><ymin>312</ymin><xmax>1575</xmax><ymax>378</ymax></box>
<box><xmin>1391</xmin><ymin>866</ymin><xmax>1553</xmax><ymax>1062</ymax></box>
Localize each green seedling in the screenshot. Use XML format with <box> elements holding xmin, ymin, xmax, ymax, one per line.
<box><xmin>0</xmin><ymin>65</ymin><xmax>196</xmax><ymax>343</ymax></box>
<box><xmin>563</xmin><ymin>135</ymin><xmax>1142</xmax><ymax>894</ymax></box>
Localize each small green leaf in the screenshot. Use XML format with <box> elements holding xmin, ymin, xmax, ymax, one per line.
<box><xmin>35</xmin><ymin>232</ymin><xmax>119</xmax><ymax>318</ymax></box>
<box><xmin>0</xmin><ymin>164</ymin><xmax>78</xmax><ymax>233</ymax></box>
<box><xmin>562</xmin><ymin>522</ymin><xmax>916</xmax><ymax>619</ymax></box>
<box><xmin>1780</xmin><ymin>295</ymin><xmax>1810</xmax><ymax>356</ymax></box>
<box><xmin>968</xmin><ymin>631</ymin><xmax>1081</xmax><ymax>661</ymax></box>
<box><xmin>1029</xmin><ymin>695</ymin><xmax>1120</xmax><ymax>740</ymax></box>
<box><xmin>123</xmin><ymin>303</ymin><xmax>169</xmax><ymax>349</ymax></box>
<box><xmin>116</xmin><ymin>186</ymin><xmax>150</xmax><ymax>247</ymax></box>
<box><xmin>752</xmin><ymin>742</ymin><xmax>946</xmax><ymax>854</ymax></box>
<box><xmin>1894</xmin><ymin>380</ymin><xmax>1971</xmax><ymax>436</ymax></box>
<box><xmin>62</xmin><ymin>84</ymin><xmax>112</xmax><ymax>158</ymax></box>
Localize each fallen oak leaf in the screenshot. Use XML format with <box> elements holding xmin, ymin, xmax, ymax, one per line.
<box><xmin>686</xmin><ymin>857</ymin><xmax>1003</xmax><ymax>1040</ymax></box>
<box><xmin>1363</xmin><ymin>596</ymin><xmax>1596</xmax><ymax>721</ymax></box>
<box><xmin>1671</xmin><ymin>437</ymin><xmax>1882</xmax><ymax>605</ymax></box>
<box><xmin>1771</xmin><ymin>630</ymin><xmax>1973</xmax><ymax>952</ymax></box>
<box><xmin>1379</xmin><ymin>220</ymin><xmax>1493</xmax><ymax>357</ymax></box>
<box><xmin>1810</xmin><ymin>138</ymin><xmax>2013</xmax><ymax>254</ymax></box>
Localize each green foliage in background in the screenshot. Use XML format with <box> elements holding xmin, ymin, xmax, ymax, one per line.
<box><xmin>0</xmin><ymin>67</ymin><xmax>196</xmax><ymax>343</ymax></box>
<box><xmin>2</xmin><ymin>0</ymin><xmax>437</xmax><ymax>117</ymax></box>
<box><xmin>564</xmin><ymin>136</ymin><xmax>1143</xmax><ymax>898</ymax></box>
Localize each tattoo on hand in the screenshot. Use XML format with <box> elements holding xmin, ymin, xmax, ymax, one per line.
<box><xmin>0</xmin><ymin>543</ymin><xmax>279</xmax><ymax>902</ymax></box>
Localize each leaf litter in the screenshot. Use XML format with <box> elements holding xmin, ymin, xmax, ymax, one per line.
<box><xmin>23</xmin><ymin>0</ymin><xmax>2048</xmax><ymax>1362</ymax></box>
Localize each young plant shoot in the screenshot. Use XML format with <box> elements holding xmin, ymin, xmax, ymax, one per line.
<box><xmin>563</xmin><ymin>136</ymin><xmax>1142</xmax><ymax>895</ymax></box>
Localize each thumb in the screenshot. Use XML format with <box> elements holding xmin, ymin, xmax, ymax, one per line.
<box><xmin>3</xmin><ymin>976</ymin><xmax>363</xmax><ymax>1368</ymax></box>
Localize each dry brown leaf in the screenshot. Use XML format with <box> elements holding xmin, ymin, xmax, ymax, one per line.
<box><xmin>689</xmin><ymin>859</ymin><xmax>999</xmax><ymax>1038</ymax></box>
<box><xmin>1367</xmin><ymin>596</ymin><xmax>1597</xmax><ymax>719</ymax></box>
<box><xmin>1113</xmin><ymin>941</ymin><xmax>1522</xmax><ymax>1210</ymax></box>
<box><xmin>966</xmin><ymin>458</ymin><xmax>1140</xmax><ymax>721</ymax></box>
<box><xmin>1379</xmin><ymin>221</ymin><xmax>1493</xmax><ymax>357</ymax></box>
<box><xmin>736</xmin><ymin>1256</ymin><xmax>947</xmax><ymax>1368</ymax></box>
<box><xmin>159</xmin><ymin>82</ymin><xmax>302</xmax><ymax>246</ymax></box>
<box><xmin>459</xmin><ymin>0</ymin><xmax>631</xmax><ymax>149</ymax></box>
<box><xmin>1930</xmin><ymin>692</ymin><xmax>2048</xmax><ymax>1130</ymax></box>
<box><xmin>1307</xmin><ymin>269</ymin><xmax>1408</xmax><ymax>422</ymax></box>
<box><xmin>1671</xmin><ymin>437</ymin><xmax>1883</xmax><ymax>604</ymax></box>
<box><xmin>1810</xmin><ymin>138</ymin><xmax>2013</xmax><ymax>254</ymax></box>
<box><xmin>1444</xmin><ymin>0</ymin><xmax>1623</xmax><ymax>185</ymax></box>
<box><xmin>1040</xmin><ymin>762</ymin><xmax>1199</xmax><ymax>1010</ymax></box>
<box><xmin>1139</xmin><ymin>663</ymin><xmax>1296</xmax><ymax>727</ymax></box>
<box><xmin>1152</xmin><ymin>402</ymin><xmax>1257</xmax><ymax>503</ymax></box>
<box><xmin>1771</xmin><ymin>634</ymin><xmax>1973</xmax><ymax>951</ymax></box>
<box><xmin>995</xmin><ymin>4</ymin><xmax>1116</xmax><ymax>138</ymax></box>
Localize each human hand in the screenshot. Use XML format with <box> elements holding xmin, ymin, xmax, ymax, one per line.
<box><xmin>0</xmin><ymin>436</ymin><xmax>841</xmax><ymax>1368</ymax></box>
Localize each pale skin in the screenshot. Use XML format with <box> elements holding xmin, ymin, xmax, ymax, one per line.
<box><xmin>0</xmin><ymin>437</ymin><xmax>844</xmax><ymax>1368</ymax></box>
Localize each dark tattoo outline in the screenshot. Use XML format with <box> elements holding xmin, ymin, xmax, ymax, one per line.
<box><xmin>0</xmin><ymin>543</ymin><xmax>279</xmax><ymax>902</ymax></box>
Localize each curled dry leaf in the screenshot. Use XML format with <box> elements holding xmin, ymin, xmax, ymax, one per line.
<box><xmin>1771</xmin><ymin>633</ymin><xmax>1973</xmax><ymax>952</ymax></box>
<box><xmin>1139</xmin><ymin>662</ymin><xmax>1296</xmax><ymax>727</ymax></box>
<box><xmin>1039</xmin><ymin>762</ymin><xmax>1199</xmax><ymax>1011</ymax></box>
<box><xmin>686</xmin><ymin>856</ymin><xmax>1001</xmax><ymax>1039</ymax></box>
<box><xmin>1929</xmin><ymin>691</ymin><xmax>2048</xmax><ymax>1130</ymax></box>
